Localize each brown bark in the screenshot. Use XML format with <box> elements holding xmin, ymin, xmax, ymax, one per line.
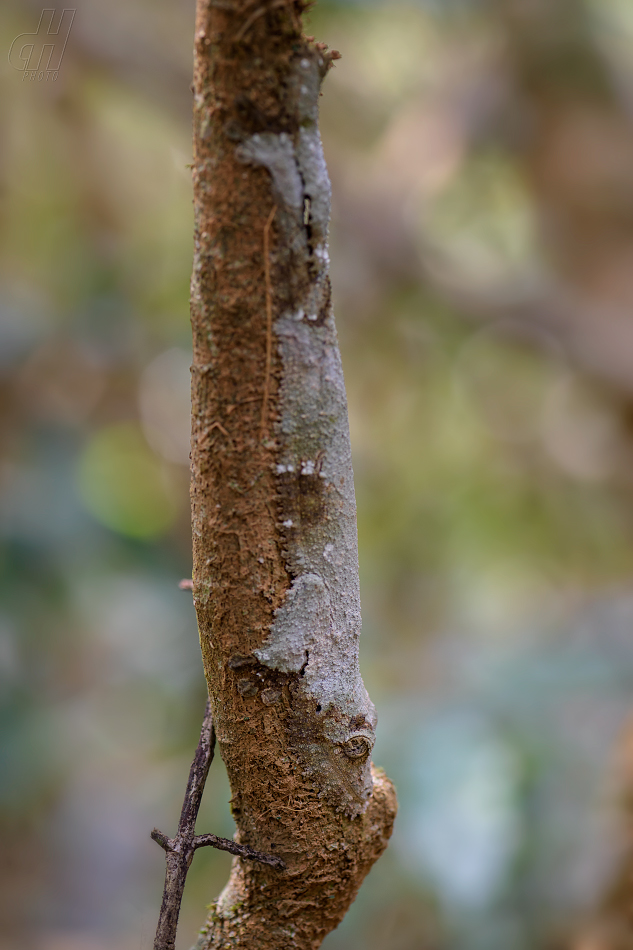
<box><xmin>188</xmin><ymin>2</ymin><xmax>397</xmax><ymax>949</ymax></box>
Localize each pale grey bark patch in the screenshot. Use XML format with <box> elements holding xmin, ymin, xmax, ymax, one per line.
<box><xmin>235</xmin><ymin>51</ymin><xmax>377</xmax><ymax>817</ymax></box>
<box><xmin>255</xmin><ymin>573</ymin><xmax>329</xmax><ymax>673</ymax></box>
<box><xmin>257</xmin><ymin>310</ymin><xmax>376</xmax><ymax>815</ymax></box>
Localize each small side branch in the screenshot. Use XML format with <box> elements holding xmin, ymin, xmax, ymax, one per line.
<box><xmin>151</xmin><ymin>829</ymin><xmax>173</xmax><ymax>851</ymax></box>
<box><xmin>151</xmin><ymin>698</ymin><xmax>284</xmax><ymax>950</ymax></box>
<box><xmin>194</xmin><ymin>833</ymin><xmax>285</xmax><ymax>869</ymax></box>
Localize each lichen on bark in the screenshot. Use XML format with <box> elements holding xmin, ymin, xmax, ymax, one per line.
<box><xmin>189</xmin><ymin>2</ymin><xmax>396</xmax><ymax>947</ymax></box>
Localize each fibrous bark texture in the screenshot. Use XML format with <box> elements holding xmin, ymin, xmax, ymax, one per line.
<box><xmin>189</xmin><ymin>2</ymin><xmax>396</xmax><ymax>948</ymax></box>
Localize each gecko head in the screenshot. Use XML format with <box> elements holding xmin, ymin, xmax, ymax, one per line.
<box><xmin>316</xmin><ymin>711</ymin><xmax>376</xmax><ymax>815</ymax></box>
<box><xmin>340</xmin><ymin>732</ymin><xmax>373</xmax><ymax>760</ymax></box>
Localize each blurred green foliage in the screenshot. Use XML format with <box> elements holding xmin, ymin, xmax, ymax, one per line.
<box><xmin>78</xmin><ymin>423</ymin><xmax>180</xmax><ymax>538</ymax></box>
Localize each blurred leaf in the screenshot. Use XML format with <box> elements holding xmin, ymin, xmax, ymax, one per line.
<box><xmin>77</xmin><ymin>422</ymin><xmax>178</xmax><ymax>539</ymax></box>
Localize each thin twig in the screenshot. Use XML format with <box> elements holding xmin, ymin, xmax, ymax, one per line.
<box><xmin>151</xmin><ymin>698</ymin><xmax>285</xmax><ymax>950</ymax></box>
<box><xmin>151</xmin><ymin>699</ymin><xmax>215</xmax><ymax>950</ymax></box>
<box><xmin>260</xmin><ymin>204</ymin><xmax>277</xmax><ymax>439</ymax></box>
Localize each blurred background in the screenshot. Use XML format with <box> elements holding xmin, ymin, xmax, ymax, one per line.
<box><xmin>3</xmin><ymin>1</ymin><xmax>633</xmax><ymax>948</ymax></box>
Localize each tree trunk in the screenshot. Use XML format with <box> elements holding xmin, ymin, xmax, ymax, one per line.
<box><xmin>188</xmin><ymin>2</ymin><xmax>397</xmax><ymax>948</ymax></box>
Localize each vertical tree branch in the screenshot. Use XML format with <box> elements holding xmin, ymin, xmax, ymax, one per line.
<box><xmin>189</xmin><ymin>2</ymin><xmax>397</xmax><ymax>947</ymax></box>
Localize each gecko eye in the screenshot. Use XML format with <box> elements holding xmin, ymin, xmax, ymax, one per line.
<box><xmin>341</xmin><ymin>734</ymin><xmax>372</xmax><ymax>759</ymax></box>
